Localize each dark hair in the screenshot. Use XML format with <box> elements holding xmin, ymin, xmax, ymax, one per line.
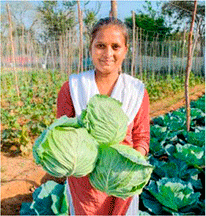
<box><xmin>90</xmin><ymin>17</ymin><xmax>129</xmax><ymax>48</ymax></box>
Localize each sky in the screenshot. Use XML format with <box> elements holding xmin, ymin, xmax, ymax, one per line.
<box><xmin>82</xmin><ymin>0</ymin><xmax>162</xmax><ymax>20</ymax></box>
<box><xmin>1</xmin><ymin>0</ymin><xmax>164</xmax><ymax>29</ymax></box>
<box><xmin>5</xmin><ymin>0</ymin><xmax>162</xmax><ymax>21</ymax></box>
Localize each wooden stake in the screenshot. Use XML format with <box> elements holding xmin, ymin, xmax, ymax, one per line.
<box><xmin>131</xmin><ymin>11</ymin><xmax>135</xmax><ymax>77</ymax></box>
<box><xmin>185</xmin><ymin>0</ymin><xmax>198</xmax><ymax>131</ymax></box>
<box><xmin>6</xmin><ymin>3</ymin><xmax>20</xmax><ymax>98</ymax></box>
<box><xmin>77</xmin><ymin>0</ymin><xmax>83</xmax><ymax>74</ymax></box>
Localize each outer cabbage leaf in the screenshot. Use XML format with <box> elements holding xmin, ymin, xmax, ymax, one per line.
<box><xmin>149</xmin><ymin>156</ymin><xmax>202</xmax><ymax>189</ymax></box>
<box><xmin>182</xmin><ymin>130</ymin><xmax>205</xmax><ymax>147</ymax></box>
<box><xmin>33</xmin><ymin>116</ymin><xmax>99</xmax><ymax>177</ymax></box>
<box><xmin>89</xmin><ymin>144</ymin><xmax>154</xmax><ymax>199</ymax></box>
<box><xmin>146</xmin><ymin>178</ymin><xmax>200</xmax><ymax>213</ymax></box>
<box><xmin>191</xmin><ymin>95</ymin><xmax>205</xmax><ymax>112</ymax></box>
<box><xmin>173</xmin><ymin>144</ymin><xmax>205</xmax><ymax>167</ymax></box>
<box><xmin>20</xmin><ymin>180</ymin><xmax>69</xmax><ymax>215</ymax></box>
<box><xmin>79</xmin><ymin>94</ymin><xmax>129</xmax><ymax>145</ymax></box>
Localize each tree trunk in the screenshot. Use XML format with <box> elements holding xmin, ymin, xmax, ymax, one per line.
<box><xmin>110</xmin><ymin>0</ymin><xmax>117</xmax><ymax>18</ymax></box>
<box><xmin>185</xmin><ymin>0</ymin><xmax>198</xmax><ymax>131</ymax></box>
<box><xmin>77</xmin><ymin>0</ymin><xmax>83</xmax><ymax>74</ymax></box>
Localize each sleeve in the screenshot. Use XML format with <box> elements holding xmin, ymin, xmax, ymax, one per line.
<box><xmin>132</xmin><ymin>89</ymin><xmax>150</xmax><ymax>155</ymax></box>
<box><xmin>56</xmin><ymin>81</ymin><xmax>75</xmax><ymax>118</ymax></box>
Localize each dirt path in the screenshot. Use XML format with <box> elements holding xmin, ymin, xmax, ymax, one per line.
<box><xmin>1</xmin><ymin>84</ymin><xmax>205</xmax><ymax>215</ymax></box>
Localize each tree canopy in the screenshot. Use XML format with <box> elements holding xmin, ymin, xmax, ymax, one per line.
<box><xmin>125</xmin><ymin>1</ymin><xmax>172</xmax><ymax>41</ymax></box>
<box><xmin>37</xmin><ymin>1</ymin><xmax>77</xmax><ymax>40</ymax></box>
<box><xmin>162</xmin><ymin>0</ymin><xmax>205</xmax><ymax>33</ymax></box>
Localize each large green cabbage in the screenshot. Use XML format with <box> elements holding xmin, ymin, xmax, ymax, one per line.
<box><xmin>145</xmin><ymin>178</ymin><xmax>201</xmax><ymax>213</ymax></box>
<box><xmin>79</xmin><ymin>94</ymin><xmax>129</xmax><ymax>145</ymax></box>
<box><xmin>89</xmin><ymin>144</ymin><xmax>154</xmax><ymax>199</ymax></box>
<box><xmin>33</xmin><ymin>115</ymin><xmax>99</xmax><ymax>178</ymax></box>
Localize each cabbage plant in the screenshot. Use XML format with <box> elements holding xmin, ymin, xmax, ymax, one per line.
<box><xmin>79</xmin><ymin>94</ymin><xmax>129</xmax><ymax>145</ymax></box>
<box><xmin>89</xmin><ymin>144</ymin><xmax>154</xmax><ymax>199</ymax></box>
<box><xmin>33</xmin><ymin>116</ymin><xmax>99</xmax><ymax>178</ymax></box>
<box><xmin>144</xmin><ymin>178</ymin><xmax>201</xmax><ymax>214</ymax></box>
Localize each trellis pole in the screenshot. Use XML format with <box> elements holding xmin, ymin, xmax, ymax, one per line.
<box><xmin>139</xmin><ymin>27</ymin><xmax>143</xmax><ymax>80</ymax></box>
<box><xmin>6</xmin><ymin>3</ymin><xmax>20</xmax><ymax>98</ymax></box>
<box><xmin>131</xmin><ymin>11</ymin><xmax>136</xmax><ymax>77</ymax></box>
<box><xmin>135</xmin><ymin>26</ymin><xmax>138</xmax><ymax>76</ymax></box>
<box><xmin>185</xmin><ymin>0</ymin><xmax>198</xmax><ymax>131</ymax></box>
<box><xmin>77</xmin><ymin>0</ymin><xmax>83</xmax><ymax>74</ymax></box>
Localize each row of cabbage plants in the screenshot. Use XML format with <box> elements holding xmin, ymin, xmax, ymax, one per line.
<box><xmin>139</xmin><ymin>95</ymin><xmax>205</xmax><ymax>215</ymax></box>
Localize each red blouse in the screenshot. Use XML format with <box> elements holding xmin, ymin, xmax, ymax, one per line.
<box><xmin>57</xmin><ymin>81</ymin><xmax>150</xmax><ymax>215</ymax></box>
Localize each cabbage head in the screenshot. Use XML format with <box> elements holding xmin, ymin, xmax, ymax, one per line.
<box><xmin>33</xmin><ymin>116</ymin><xmax>99</xmax><ymax>178</ymax></box>
<box><xmin>89</xmin><ymin>144</ymin><xmax>154</xmax><ymax>199</ymax></box>
<box><xmin>79</xmin><ymin>94</ymin><xmax>129</xmax><ymax>145</ymax></box>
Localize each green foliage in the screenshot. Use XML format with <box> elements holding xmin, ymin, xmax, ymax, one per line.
<box><xmin>20</xmin><ymin>180</ymin><xmax>69</xmax><ymax>215</ymax></box>
<box><xmin>1</xmin><ymin>69</ymin><xmax>66</xmax><ymax>154</ymax></box>
<box><xmin>141</xmin><ymin>95</ymin><xmax>205</xmax><ymax>215</ymax></box>
<box><xmin>144</xmin><ymin>178</ymin><xmax>200</xmax><ymax>214</ymax></box>
<box><xmin>125</xmin><ymin>0</ymin><xmax>172</xmax><ymax>41</ymax></box>
<box><xmin>144</xmin><ymin>73</ymin><xmax>204</xmax><ymax>102</ymax></box>
<box><xmin>38</xmin><ymin>1</ymin><xmax>76</xmax><ymax>39</ymax></box>
<box><xmin>125</xmin><ymin>14</ymin><xmax>172</xmax><ymax>41</ymax></box>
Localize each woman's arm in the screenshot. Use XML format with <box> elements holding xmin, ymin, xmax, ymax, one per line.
<box><xmin>132</xmin><ymin>89</ymin><xmax>150</xmax><ymax>156</ymax></box>
<box><xmin>56</xmin><ymin>81</ymin><xmax>75</xmax><ymax>118</ymax></box>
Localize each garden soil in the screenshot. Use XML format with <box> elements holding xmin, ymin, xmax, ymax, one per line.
<box><xmin>1</xmin><ymin>84</ymin><xmax>205</xmax><ymax>215</ymax></box>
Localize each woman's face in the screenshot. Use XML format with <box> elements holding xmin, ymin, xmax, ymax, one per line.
<box><xmin>90</xmin><ymin>25</ymin><xmax>128</xmax><ymax>75</ymax></box>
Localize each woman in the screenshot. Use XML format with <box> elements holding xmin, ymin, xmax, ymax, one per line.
<box><xmin>57</xmin><ymin>17</ymin><xmax>150</xmax><ymax>215</ymax></box>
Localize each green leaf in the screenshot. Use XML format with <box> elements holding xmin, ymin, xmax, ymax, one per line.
<box><xmin>146</xmin><ymin>178</ymin><xmax>200</xmax><ymax>213</ymax></box>
<box><xmin>89</xmin><ymin>144</ymin><xmax>154</xmax><ymax>199</ymax></box>
<box><xmin>173</xmin><ymin>144</ymin><xmax>205</xmax><ymax>167</ymax></box>
<box><xmin>80</xmin><ymin>94</ymin><xmax>129</xmax><ymax>145</ymax></box>
<box><xmin>33</xmin><ymin>118</ymin><xmax>99</xmax><ymax>178</ymax></box>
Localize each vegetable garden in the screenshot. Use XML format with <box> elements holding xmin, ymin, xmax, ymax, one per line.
<box><xmin>140</xmin><ymin>94</ymin><xmax>205</xmax><ymax>215</ymax></box>
<box><xmin>1</xmin><ymin>68</ymin><xmax>205</xmax><ymax>215</ymax></box>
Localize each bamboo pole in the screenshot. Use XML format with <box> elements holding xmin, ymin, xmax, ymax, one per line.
<box><xmin>77</xmin><ymin>0</ymin><xmax>83</xmax><ymax>74</ymax></box>
<box><xmin>131</xmin><ymin>11</ymin><xmax>135</xmax><ymax>77</ymax></box>
<box><xmin>6</xmin><ymin>3</ymin><xmax>20</xmax><ymax>97</ymax></box>
<box><xmin>135</xmin><ymin>27</ymin><xmax>139</xmax><ymax>76</ymax></box>
<box><xmin>185</xmin><ymin>0</ymin><xmax>198</xmax><ymax>131</ymax></box>
<box><xmin>139</xmin><ymin>27</ymin><xmax>143</xmax><ymax>80</ymax></box>
<box><xmin>181</xmin><ymin>25</ymin><xmax>187</xmax><ymax>76</ymax></box>
<box><xmin>59</xmin><ymin>35</ymin><xmax>63</xmax><ymax>73</ymax></box>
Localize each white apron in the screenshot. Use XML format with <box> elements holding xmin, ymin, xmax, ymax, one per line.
<box><xmin>67</xmin><ymin>70</ymin><xmax>145</xmax><ymax>215</ymax></box>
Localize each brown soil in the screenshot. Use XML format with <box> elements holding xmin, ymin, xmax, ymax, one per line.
<box><xmin>1</xmin><ymin>84</ymin><xmax>205</xmax><ymax>215</ymax></box>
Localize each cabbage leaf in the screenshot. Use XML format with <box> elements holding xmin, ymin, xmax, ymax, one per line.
<box><xmin>79</xmin><ymin>94</ymin><xmax>129</xmax><ymax>145</ymax></box>
<box><xmin>33</xmin><ymin>116</ymin><xmax>99</xmax><ymax>178</ymax></box>
<box><xmin>89</xmin><ymin>144</ymin><xmax>154</xmax><ymax>199</ymax></box>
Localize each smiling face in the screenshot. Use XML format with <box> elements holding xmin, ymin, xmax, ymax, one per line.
<box><xmin>90</xmin><ymin>25</ymin><xmax>128</xmax><ymax>75</ymax></box>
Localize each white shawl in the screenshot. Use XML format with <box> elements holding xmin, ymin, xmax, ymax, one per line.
<box><xmin>69</xmin><ymin>70</ymin><xmax>145</xmax><ymax>125</ymax></box>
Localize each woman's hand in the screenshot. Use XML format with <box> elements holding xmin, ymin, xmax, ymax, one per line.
<box><xmin>136</xmin><ymin>146</ymin><xmax>147</xmax><ymax>156</ymax></box>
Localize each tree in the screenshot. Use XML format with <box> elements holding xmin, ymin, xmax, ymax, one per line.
<box><xmin>162</xmin><ymin>1</ymin><xmax>205</xmax><ymax>55</ymax></box>
<box><xmin>110</xmin><ymin>0</ymin><xmax>118</xmax><ymax>19</ymax></box>
<box><xmin>37</xmin><ymin>1</ymin><xmax>77</xmax><ymax>40</ymax></box>
<box><xmin>125</xmin><ymin>13</ymin><xmax>172</xmax><ymax>41</ymax></box>
<box><xmin>83</xmin><ymin>1</ymin><xmax>100</xmax><ymax>34</ymax></box>
<box><xmin>1</xmin><ymin>1</ymin><xmax>38</xmax><ymax>38</ymax></box>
